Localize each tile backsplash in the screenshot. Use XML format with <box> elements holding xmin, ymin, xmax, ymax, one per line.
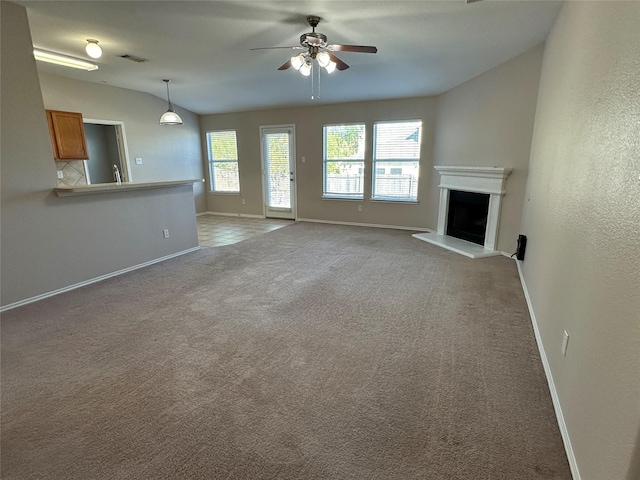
<box><xmin>56</xmin><ymin>161</ymin><xmax>87</xmax><ymax>187</ymax></box>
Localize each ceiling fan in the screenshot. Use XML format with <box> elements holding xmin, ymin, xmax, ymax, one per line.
<box><xmin>251</xmin><ymin>16</ymin><xmax>377</xmax><ymax>75</ymax></box>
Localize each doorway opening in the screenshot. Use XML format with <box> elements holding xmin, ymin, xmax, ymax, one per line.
<box><xmin>83</xmin><ymin>119</ymin><xmax>131</xmax><ymax>184</ymax></box>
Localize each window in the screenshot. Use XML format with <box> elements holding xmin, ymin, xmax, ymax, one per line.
<box><xmin>372</xmin><ymin>121</ymin><xmax>422</xmax><ymax>201</ymax></box>
<box><xmin>323</xmin><ymin>124</ymin><xmax>366</xmax><ymax>199</ymax></box>
<box><xmin>206</xmin><ymin>130</ymin><xmax>240</xmax><ymax>192</ymax></box>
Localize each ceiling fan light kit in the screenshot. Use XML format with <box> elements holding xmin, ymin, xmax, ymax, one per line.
<box><xmin>252</xmin><ymin>15</ymin><xmax>377</xmax><ymax>77</ymax></box>
<box><xmin>324</xmin><ymin>61</ymin><xmax>337</xmax><ymax>74</ymax></box>
<box><xmin>316</xmin><ymin>51</ymin><xmax>331</xmax><ymax>68</ymax></box>
<box><xmin>291</xmin><ymin>53</ymin><xmax>305</xmax><ymax>70</ymax></box>
<box><xmin>299</xmin><ymin>58</ymin><xmax>312</xmax><ymax>77</ymax></box>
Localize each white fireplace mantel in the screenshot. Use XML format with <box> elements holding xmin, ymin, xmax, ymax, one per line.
<box><xmin>413</xmin><ymin>166</ymin><xmax>512</xmax><ymax>258</ymax></box>
<box><xmin>435</xmin><ymin>166</ymin><xmax>512</xmax><ymax>195</ymax></box>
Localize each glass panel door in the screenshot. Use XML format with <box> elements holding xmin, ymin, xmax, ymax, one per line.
<box><xmin>261</xmin><ymin>126</ymin><xmax>296</xmax><ymax>219</ymax></box>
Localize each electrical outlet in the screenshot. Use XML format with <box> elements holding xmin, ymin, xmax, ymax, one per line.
<box><xmin>163</xmin><ymin>229</ymin><xmax>170</xmax><ymax>239</ymax></box>
<box><xmin>242</xmin><ymin>198</ymin><xmax>246</xmax><ymax>205</ymax></box>
<box><xmin>56</xmin><ymin>171</ymin><xmax>64</xmax><ymax>179</ymax></box>
<box><xmin>301</xmin><ymin>156</ymin><xmax>306</xmax><ymax>163</ymax></box>
<box><xmin>357</xmin><ymin>205</ymin><xmax>363</xmax><ymax>212</ymax></box>
<box><xmin>136</xmin><ymin>157</ymin><xmax>143</xmax><ymax>165</ymax></box>
<box><xmin>561</xmin><ymin>330</ymin><xmax>569</xmax><ymax>356</ymax></box>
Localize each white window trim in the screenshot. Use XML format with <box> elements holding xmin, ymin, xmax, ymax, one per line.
<box><xmin>206</xmin><ymin>130</ymin><xmax>240</xmax><ymax>193</ymax></box>
<box><xmin>371</xmin><ymin>120</ymin><xmax>422</xmax><ymax>202</ymax></box>
<box><xmin>322</xmin><ymin>123</ymin><xmax>366</xmax><ymax>200</ymax></box>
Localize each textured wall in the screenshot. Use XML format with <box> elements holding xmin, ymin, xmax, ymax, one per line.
<box><xmin>1</xmin><ymin>2</ymin><xmax>199</xmax><ymax>308</ymax></box>
<box><xmin>433</xmin><ymin>45</ymin><xmax>544</xmax><ymax>254</ymax></box>
<box><xmin>520</xmin><ymin>2</ymin><xmax>640</xmax><ymax>479</ymax></box>
<box><xmin>39</xmin><ymin>73</ymin><xmax>206</xmax><ymax>213</ymax></box>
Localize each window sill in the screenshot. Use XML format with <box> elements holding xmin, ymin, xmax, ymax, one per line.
<box><xmin>208</xmin><ymin>191</ymin><xmax>241</xmax><ymax>195</ymax></box>
<box><xmin>322</xmin><ymin>196</ymin><xmax>364</xmax><ymax>201</ymax></box>
<box><xmin>370</xmin><ymin>198</ymin><xmax>419</xmax><ymax>204</ymax></box>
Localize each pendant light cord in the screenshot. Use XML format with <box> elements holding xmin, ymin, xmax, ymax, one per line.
<box><xmin>164</xmin><ymin>79</ymin><xmax>174</xmax><ymax>110</ymax></box>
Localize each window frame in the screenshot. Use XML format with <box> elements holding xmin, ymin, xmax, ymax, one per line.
<box><xmin>206</xmin><ymin>129</ymin><xmax>240</xmax><ymax>193</ymax></box>
<box><xmin>322</xmin><ymin>123</ymin><xmax>366</xmax><ymax>200</ymax></box>
<box><xmin>371</xmin><ymin>120</ymin><xmax>422</xmax><ymax>202</ymax></box>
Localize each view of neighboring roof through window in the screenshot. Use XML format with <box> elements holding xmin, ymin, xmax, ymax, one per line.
<box><xmin>372</xmin><ymin>120</ymin><xmax>422</xmax><ymax>202</ymax></box>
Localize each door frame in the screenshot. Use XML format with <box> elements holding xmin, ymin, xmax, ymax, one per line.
<box><xmin>259</xmin><ymin>124</ymin><xmax>297</xmax><ymax>220</ymax></box>
<box><xmin>83</xmin><ymin>118</ymin><xmax>132</xmax><ymax>183</ymax></box>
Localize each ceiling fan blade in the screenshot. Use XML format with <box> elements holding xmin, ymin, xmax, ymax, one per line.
<box><xmin>278</xmin><ymin>59</ymin><xmax>292</xmax><ymax>71</ymax></box>
<box><xmin>250</xmin><ymin>46</ymin><xmax>305</xmax><ymax>51</ymax></box>
<box><xmin>327</xmin><ymin>53</ymin><xmax>349</xmax><ymax>71</ymax></box>
<box><xmin>327</xmin><ymin>44</ymin><xmax>377</xmax><ymax>54</ymax></box>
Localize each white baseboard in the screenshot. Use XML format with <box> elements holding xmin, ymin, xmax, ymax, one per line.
<box><xmin>515</xmin><ymin>259</ymin><xmax>581</xmax><ymax>480</ymax></box>
<box><xmin>198</xmin><ymin>211</ymin><xmax>265</xmax><ymax>219</ymax></box>
<box><xmin>0</xmin><ymin>246</ymin><xmax>201</xmax><ymax>313</ymax></box>
<box><xmin>297</xmin><ymin>217</ymin><xmax>430</xmax><ymax>232</ymax></box>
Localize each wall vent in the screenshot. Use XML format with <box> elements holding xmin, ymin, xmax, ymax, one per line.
<box><xmin>119</xmin><ymin>54</ymin><xmax>148</xmax><ymax>63</ymax></box>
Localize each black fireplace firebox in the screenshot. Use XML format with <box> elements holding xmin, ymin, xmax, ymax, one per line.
<box><xmin>446</xmin><ymin>190</ymin><xmax>490</xmax><ymax>246</ymax></box>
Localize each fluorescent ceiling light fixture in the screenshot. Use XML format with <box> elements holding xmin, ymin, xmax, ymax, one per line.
<box><xmin>33</xmin><ymin>49</ymin><xmax>98</xmax><ymax>71</ymax></box>
<box><xmin>85</xmin><ymin>39</ymin><xmax>102</xmax><ymax>59</ymax></box>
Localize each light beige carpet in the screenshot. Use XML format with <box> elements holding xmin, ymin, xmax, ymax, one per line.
<box><xmin>1</xmin><ymin>222</ymin><xmax>571</xmax><ymax>479</ymax></box>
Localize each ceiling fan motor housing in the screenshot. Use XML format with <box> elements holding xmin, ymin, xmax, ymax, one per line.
<box><xmin>307</xmin><ymin>15</ymin><xmax>321</xmax><ymax>28</ymax></box>
<box><xmin>301</xmin><ymin>32</ymin><xmax>327</xmax><ymax>48</ymax></box>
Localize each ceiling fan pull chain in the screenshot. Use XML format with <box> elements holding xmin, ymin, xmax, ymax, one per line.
<box><xmin>311</xmin><ymin>64</ymin><xmax>315</xmax><ymax>100</ymax></box>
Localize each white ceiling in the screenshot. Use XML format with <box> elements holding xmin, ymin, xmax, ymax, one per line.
<box><xmin>17</xmin><ymin>0</ymin><xmax>563</xmax><ymax>115</ymax></box>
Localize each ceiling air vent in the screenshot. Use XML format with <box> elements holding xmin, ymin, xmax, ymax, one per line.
<box><xmin>119</xmin><ymin>54</ymin><xmax>148</xmax><ymax>63</ymax></box>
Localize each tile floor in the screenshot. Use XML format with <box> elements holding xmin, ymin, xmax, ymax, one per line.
<box><xmin>197</xmin><ymin>214</ymin><xmax>292</xmax><ymax>247</ymax></box>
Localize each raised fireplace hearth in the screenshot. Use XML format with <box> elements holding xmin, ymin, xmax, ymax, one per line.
<box><xmin>413</xmin><ymin>166</ymin><xmax>512</xmax><ymax>258</ymax></box>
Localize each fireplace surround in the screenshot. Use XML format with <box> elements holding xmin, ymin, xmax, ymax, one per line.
<box><xmin>413</xmin><ymin>166</ymin><xmax>512</xmax><ymax>258</ymax></box>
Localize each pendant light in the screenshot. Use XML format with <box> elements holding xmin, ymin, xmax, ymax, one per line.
<box><xmin>159</xmin><ymin>79</ymin><xmax>183</xmax><ymax>126</ymax></box>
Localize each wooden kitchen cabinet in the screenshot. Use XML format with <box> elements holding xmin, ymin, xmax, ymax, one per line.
<box><xmin>46</xmin><ymin>110</ymin><xmax>89</xmax><ymax>161</ymax></box>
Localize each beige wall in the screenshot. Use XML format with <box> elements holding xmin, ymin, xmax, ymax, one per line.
<box><xmin>521</xmin><ymin>2</ymin><xmax>640</xmax><ymax>479</ymax></box>
<box><xmin>200</xmin><ymin>45</ymin><xmax>543</xmax><ymax>244</ymax></box>
<box><xmin>1</xmin><ymin>1</ymin><xmax>199</xmax><ymax>308</ymax></box>
<box><xmin>201</xmin><ymin>98</ymin><xmax>437</xmax><ymax>229</ymax></box>
<box><xmin>433</xmin><ymin>45</ymin><xmax>544</xmax><ymax>253</ymax></box>
<box><xmin>38</xmin><ymin>73</ymin><xmax>206</xmax><ymax>212</ymax></box>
